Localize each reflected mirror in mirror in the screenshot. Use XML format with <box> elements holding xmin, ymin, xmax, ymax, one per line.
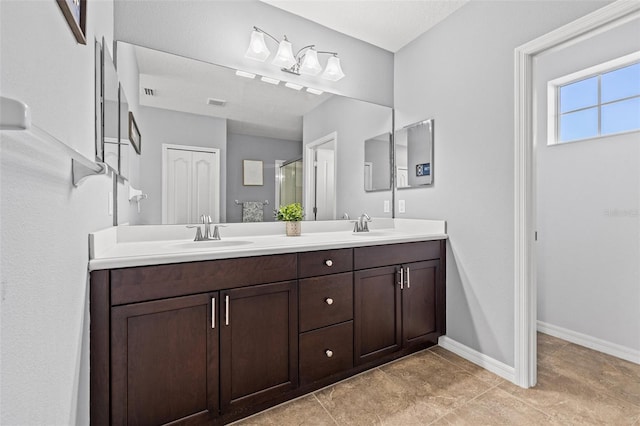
<box><xmin>118</xmin><ymin>85</ymin><xmax>130</xmax><ymax>180</ymax></box>
<box><xmin>364</xmin><ymin>132</ymin><xmax>392</xmax><ymax>191</ymax></box>
<box><xmin>115</xmin><ymin>41</ymin><xmax>392</xmax><ymax>225</ymax></box>
<box><xmin>103</xmin><ymin>43</ymin><xmax>120</xmax><ymax>174</ymax></box>
<box><xmin>395</xmin><ymin>119</ymin><xmax>434</xmax><ymax>189</ymax></box>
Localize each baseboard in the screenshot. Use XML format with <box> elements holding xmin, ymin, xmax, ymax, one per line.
<box><xmin>537</xmin><ymin>321</ymin><xmax>640</xmax><ymax>365</ymax></box>
<box><xmin>438</xmin><ymin>336</ymin><xmax>516</xmax><ymax>383</ymax></box>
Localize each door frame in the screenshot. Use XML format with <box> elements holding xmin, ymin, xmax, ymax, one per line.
<box><xmin>513</xmin><ymin>0</ymin><xmax>639</xmax><ymax>388</ymax></box>
<box><xmin>304</xmin><ymin>132</ymin><xmax>337</xmax><ymax>221</ymax></box>
<box><xmin>162</xmin><ymin>143</ymin><xmax>221</xmax><ymax>224</ymax></box>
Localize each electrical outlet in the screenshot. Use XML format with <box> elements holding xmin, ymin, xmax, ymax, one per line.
<box><xmin>398</xmin><ymin>200</ymin><xmax>406</xmax><ymax>213</ymax></box>
<box><xmin>108</xmin><ymin>192</ymin><xmax>113</xmax><ymax>216</ymax></box>
<box><xmin>383</xmin><ymin>200</ymin><xmax>390</xmax><ymax>213</ymax></box>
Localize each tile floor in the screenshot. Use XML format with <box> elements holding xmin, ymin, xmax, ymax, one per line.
<box><xmin>235</xmin><ymin>333</ymin><xmax>640</xmax><ymax>425</ymax></box>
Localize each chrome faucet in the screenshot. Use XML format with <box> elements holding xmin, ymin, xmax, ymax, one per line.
<box><xmin>353</xmin><ymin>213</ymin><xmax>371</xmax><ymax>232</ymax></box>
<box><xmin>342</xmin><ymin>212</ymin><xmax>350</xmax><ymax>220</ymax></box>
<box><xmin>186</xmin><ymin>215</ymin><xmax>227</xmax><ymax>241</ymax></box>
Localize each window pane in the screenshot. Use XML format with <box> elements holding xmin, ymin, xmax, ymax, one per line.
<box><xmin>560</xmin><ymin>76</ymin><xmax>598</xmax><ymax>113</ymax></box>
<box><xmin>601</xmin><ymin>62</ymin><xmax>640</xmax><ymax>103</ymax></box>
<box><xmin>602</xmin><ymin>97</ymin><xmax>640</xmax><ymax>135</ymax></box>
<box><xmin>559</xmin><ymin>107</ymin><xmax>598</xmax><ymax>142</ymax></box>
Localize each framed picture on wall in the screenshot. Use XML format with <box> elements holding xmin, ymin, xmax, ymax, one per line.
<box><xmin>243</xmin><ymin>160</ymin><xmax>263</xmax><ymax>186</ymax></box>
<box><xmin>129</xmin><ymin>112</ymin><xmax>141</xmax><ymax>155</ymax></box>
<box><xmin>56</xmin><ymin>0</ymin><xmax>87</xmax><ymax>45</ymax></box>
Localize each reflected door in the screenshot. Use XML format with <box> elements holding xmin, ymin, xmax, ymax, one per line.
<box><xmin>163</xmin><ymin>145</ymin><xmax>220</xmax><ymax>224</ymax></box>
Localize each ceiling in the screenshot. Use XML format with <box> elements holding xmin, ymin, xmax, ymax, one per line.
<box><xmin>260</xmin><ymin>0</ymin><xmax>469</xmax><ymax>52</ymax></box>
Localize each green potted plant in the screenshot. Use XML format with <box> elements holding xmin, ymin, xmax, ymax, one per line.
<box><xmin>275</xmin><ymin>203</ymin><xmax>304</xmax><ymax>236</ymax></box>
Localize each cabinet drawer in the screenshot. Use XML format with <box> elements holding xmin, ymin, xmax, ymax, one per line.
<box><xmin>111</xmin><ymin>254</ymin><xmax>297</xmax><ymax>305</ymax></box>
<box><xmin>299</xmin><ymin>321</ymin><xmax>353</xmax><ymax>385</ymax></box>
<box><xmin>298</xmin><ymin>248</ymin><xmax>352</xmax><ymax>278</ymax></box>
<box><xmin>354</xmin><ymin>241</ymin><xmax>441</xmax><ymax>270</ymax></box>
<box><xmin>299</xmin><ymin>273</ymin><xmax>353</xmax><ymax>332</ymax></box>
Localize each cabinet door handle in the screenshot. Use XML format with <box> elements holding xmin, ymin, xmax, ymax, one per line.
<box><xmin>406</xmin><ymin>266</ymin><xmax>411</xmax><ymax>289</ymax></box>
<box><xmin>399</xmin><ymin>267</ymin><xmax>404</xmax><ymax>290</ymax></box>
<box><xmin>325</xmin><ymin>349</ymin><xmax>333</xmax><ymax>358</ymax></box>
<box><xmin>325</xmin><ymin>259</ymin><xmax>333</xmax><ymax>267</ymax></box>
<box><xmin>211</xmin><ymin>297</ymin><xmax>215</xmax><ymax>329</ymax></box>
<box><xmin>225</xmin><ymin>295</ymin><xmax>230</xmax><ymax>326</ymax></box>
<box><xmin>325</xmin><ymin>297</ymin><xmax>334</xmax><ymax>305</ymax></box>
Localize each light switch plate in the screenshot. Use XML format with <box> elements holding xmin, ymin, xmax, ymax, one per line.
<box><xmin>398</xmin><ymin>200</ymin><xmax>406</xmax><ymax>213</ymax></box>
<box><xmin>383</xmin><ymin>200</ymin><xmax>390</xmax><ymax>213</ymax></box>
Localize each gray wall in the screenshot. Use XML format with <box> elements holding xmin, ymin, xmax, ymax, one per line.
<box><xmin>535</xmin><ymin>19</ymin><xmax>640</xmax><ymax>352</ymax></box>
<box><xmin>226</xmin><ymin>133</ymin><xmax>302</xmax><ymax>223</ymax></box>
<box><xmin>394</xmin><ymin>0</ymin><xmax>609</xmax><ymax>366</ymax></box>
<box><xmin>0</xmin><ymin>1</ymin><xmax>115</xmax><ymax>424</ymax></box>
<box><xmin>136</xmin><ymin>106</ymin><xmax>228</xmax><ymax>224</ymax></box>
<box><xmin>304</xmin><ymin>96</ymin><xmax>393</xmax><ymax>219</ymax></box>
<box><xmin>364</xmin><ymin>135</ymin><xmax>391</xmax><ymax>191</ymax></box>
<box><xmin>114</xmin><ymin>0</ymin><xmax>394</xmax><ymax>107</ymax></box>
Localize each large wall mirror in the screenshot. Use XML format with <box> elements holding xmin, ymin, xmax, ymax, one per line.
<box><xmin>364</xmin><ymin>132</ymin><xmax>392</xmax><ymax>192</ymax></box>
<box><xmin>114</xmin><ymin>41</ymin><xmax>393</xmax><ymax>225</ymax></box>
<box><xmin>395</xmin><ymin>119</ymin><xmax>434</xmax><ymax>189</ymax></box>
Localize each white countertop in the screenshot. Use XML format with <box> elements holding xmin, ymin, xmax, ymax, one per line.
<box><xmin>89</xmin><ymin>218</ymin><xmax>447</xmax><ymax>271</ymax></box>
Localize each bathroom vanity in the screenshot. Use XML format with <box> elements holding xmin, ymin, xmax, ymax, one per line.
<box><xmin>89</xmin><ymin>219</ymin><xmax>447</xmax><ymax>425</ymax></box>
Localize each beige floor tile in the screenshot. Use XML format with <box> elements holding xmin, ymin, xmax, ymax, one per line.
<box><xmin>429</xmin><ymin>346</ymin><xmax>504</xmax><ymax>386</ymax></box>
<box><xmin>432</xmin><ymin>387</ymin><xmax>557</xmax><ymax>425</ymax></box>
<box><xmin>536</xmin><ymin>332</ymin><xmax>570</xmax><ymax>359</ymax></box>
<box><xmin>233</xmin><ymin>394</ymin><xmax>337</xmax><ymax>426</ymax></box>
<box><xmin>499</xmin><ymin>363</ymin><xmax>640</xmax><ymax>425</ymax></box>
<box><xmin>540</xmin><ymin>342</ymin><xmax>640</xmax><ymax>407</ymax></box>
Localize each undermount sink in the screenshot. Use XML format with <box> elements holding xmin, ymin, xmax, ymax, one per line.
<box><xmin>351</xmin><ymin>231</ymin><xmax>395</xmax><ymax>237</ymax></box>
<box><xmin>170</xmin><ymin>240</ymin><xmax>254</xmax><ymax>250</ymax></box>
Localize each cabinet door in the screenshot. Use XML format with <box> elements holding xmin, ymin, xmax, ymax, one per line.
<box><xmin>402</xmin><ymin>260</ymin><xmax>440</xmax><ymax>348</ymax></box>
<box><xmin>111</xmin><ymin>293</ymin><xmax>219</xmax><ymax>425</ymax></box>
<box><xmin>354</xmin><ymin>265</ymin><xmax>402</xmax><ymax>365</ymax></box>
<box><xmin>220</xmin><ymin>281</ymin><xmax>298</xmax><ymax>412</ymax></box>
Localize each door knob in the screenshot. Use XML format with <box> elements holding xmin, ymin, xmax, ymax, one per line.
<box><xmin>325</xmin><ymin>349</ymin><xmax>333</xmax><ymax>358</ymax></box>
<box><xmin>325</xmin><ymin>259</ymin><xmax>333</xmax><ymax>267</ymax></box>
<box><xmin>325</xmin><ymin>297</ymin><xmax>334</xmax><ymax>305</ymax></box>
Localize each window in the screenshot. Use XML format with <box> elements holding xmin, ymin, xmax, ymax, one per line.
<box><xmin>548</xmin><ymin>53</ymin><xmax>640</xmax><ymax>144</ymax></box>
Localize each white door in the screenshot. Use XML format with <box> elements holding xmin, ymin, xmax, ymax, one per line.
<box><xmin>163</xmin><ymin>145</ymin><xmax>220</xmax><ymax>224</ymax></box>
<box><xmin>315</xmin><ymin>148</ymin><xmax>335</xmax><ymax>220</ymax></box>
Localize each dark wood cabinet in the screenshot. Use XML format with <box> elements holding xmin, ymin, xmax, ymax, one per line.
<box><xmin>220</xmin><ymin>281</ymin><xmax>298</xmax><ymax>413</ymax></box>
<box><xmin>111</xmin><ymin>293</ymin><xmax>219</xmax><ymax>425</ymax></box>
<box><xmin>91</xmin><ymin>239</ymin><xmax>445</xmax><ymax>425</ymax></box>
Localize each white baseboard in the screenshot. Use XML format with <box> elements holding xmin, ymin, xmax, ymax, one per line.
<box><xmin>438</xmin><ymin>336</ymin><xmax>516</xmax><ymax>383</ymax></box>
<box><xmin>537</xmin><ymin>321</ymin><xmax>640</xmax><ymax>365</ymax></box>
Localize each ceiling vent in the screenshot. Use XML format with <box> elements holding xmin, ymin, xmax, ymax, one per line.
<box><xmin>143</xmin><ymin>88</ymin><xmax>154</xmax><ymax>96</ymax></box>
<box><xmin>207</xmin><ymin>98</ymin><xmax>226</xmax><ymax>107</ymax></box>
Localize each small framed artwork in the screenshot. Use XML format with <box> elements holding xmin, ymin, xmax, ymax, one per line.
<box><xmin>129</xmin><ymin>112</ymin><xmax>141</xmax><ymax>155</ymax></box>
<box><xmin>56</xmin><ymin>0</ymin><xmax>87</xmax><ymax>45</ymax></box>
<box><xmin>243</xmin><ymin>160</ymin><xmax>263</xmax><ymax>186</ymax></box>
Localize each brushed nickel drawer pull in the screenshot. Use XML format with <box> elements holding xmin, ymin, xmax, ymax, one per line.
<box><xmin>325</xmin><ymin>259</ymin><xmax>333</xmax><ymax>267</ymax></box>
<box><xmin>225</xmin><ymin>295</ymin><xmax>230</xmax><ymax>326</ymax></box>
<box><xmin>325</xmin><ymin>349</ymin><xmax>333</xmax><ymax>358</ymax></box>
<box><xmin>325</xmin><ymin>297</ymin><xmax>334</xmax><ymax>305</ymax></box>
<box><xmin>399</xmin><ymin>267</ymin><xmax>404</xmax><ymax>290</ymax></box>
<box><xmin>406</xmin><ymin>266</ymin><xmax>411</xmax><ymax>289</ymax></box>
<box><xmin>211</xmin><ymin>297</ymin><xmax>215</xmax><ymax>329</ymax></box>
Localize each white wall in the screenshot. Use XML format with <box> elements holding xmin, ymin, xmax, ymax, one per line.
<box><xmin>304</xmin><ymin>96</ymin><xmax>393</xmax><ymax>219</ymax></box>
<box><xmin>394</xmin><ymin>0</ymin><xmax>610</xmax><ymax>366</ymax></box>
<box><xmin>113</xmin><ymin>0</ymin><xmax>394</xmax><ymax>107</ymax></box>
<box><xmin>0</xmin><ymin>1</ymin><xmax>114</xmax><ymax>424</ymax></box>
<box><xmin>535</xmin><ymin>18</ymin><xmax>640</xmax><ymax>353</ymax></box>
<box><xmin>135</xmin><ymin>106</ymin><xmax>228</xmax><ymax>225</ymax></box>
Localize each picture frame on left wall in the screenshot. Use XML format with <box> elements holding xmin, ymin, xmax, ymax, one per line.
<box><xmin>56</xmin><ymin>0</ymin><xmax>87</xmax><ymax>44</ymax></box>
<box><xmin>129</xmin><ymin>112</ymin><xmax>141</xmax><ymax>155</ymax></box>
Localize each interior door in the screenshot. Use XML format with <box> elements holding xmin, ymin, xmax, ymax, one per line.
<box><xmin>164</xmin><ymin>146</ymin><xmax>220</xmax><ymax>224</ymax></box>
<box><xmin>314</xmin><ymin>147</ymin><xmax>335</xmax><ymax>220</ymax></box>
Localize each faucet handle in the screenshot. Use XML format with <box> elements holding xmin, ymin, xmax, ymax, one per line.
<box><xmin>186</xmin><ymin>225</ymin><xmax>203</xmax><ymax>241</ymax></box>
<box><xmin>212</xmin><ymin>224</ymin><xmax>227</xmax><ymax>240</ymax></box>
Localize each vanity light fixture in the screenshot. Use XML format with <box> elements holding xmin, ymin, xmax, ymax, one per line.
<box><xmin>244</xmin><ymin>26</ymin><xmax>345</xmax><ymax>82</ymax></box>
<box><xmin>284</xmin><ymin>82</ymin><xmax>303</xmax><ymax>90</ymax></box>
<box><xmin>306</xmin><ymin>87</ymin><xmax>324</xmax><ymax>95</ymax></box>
<box><xmin>235</xmin><ymin>70</ymin><xmax>256</xmax><ymax>79</ymax></box>
<box><xmin>260</xmin><ymin>76</ymin><xmax>280</xmax><ymax>85</ymax></box>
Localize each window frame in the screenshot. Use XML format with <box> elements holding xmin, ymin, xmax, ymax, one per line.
<box><xmin>547</xmin><ymin>51</ymin><xmax>640</xmax><ymax>145</ymax></box>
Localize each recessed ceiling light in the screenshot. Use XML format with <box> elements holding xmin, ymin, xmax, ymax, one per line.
<box><xmin>261</xmin><ymin>76</ymin><xmax>280</xmax><ymax>85</ymax></box>
<box><xmin>306</xmin><ymin>87</ymin><xmax>324</xmax><ymax>95</ymax></box>
<box><xmin>235</xmin><ymin>70</ymin><xmax>256</xmax><ymax>79</ymax></box>
<box><xmin>285</xmin><ymin>82</ymin><xmax>303</xmax><ymax>91</ymax></box>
